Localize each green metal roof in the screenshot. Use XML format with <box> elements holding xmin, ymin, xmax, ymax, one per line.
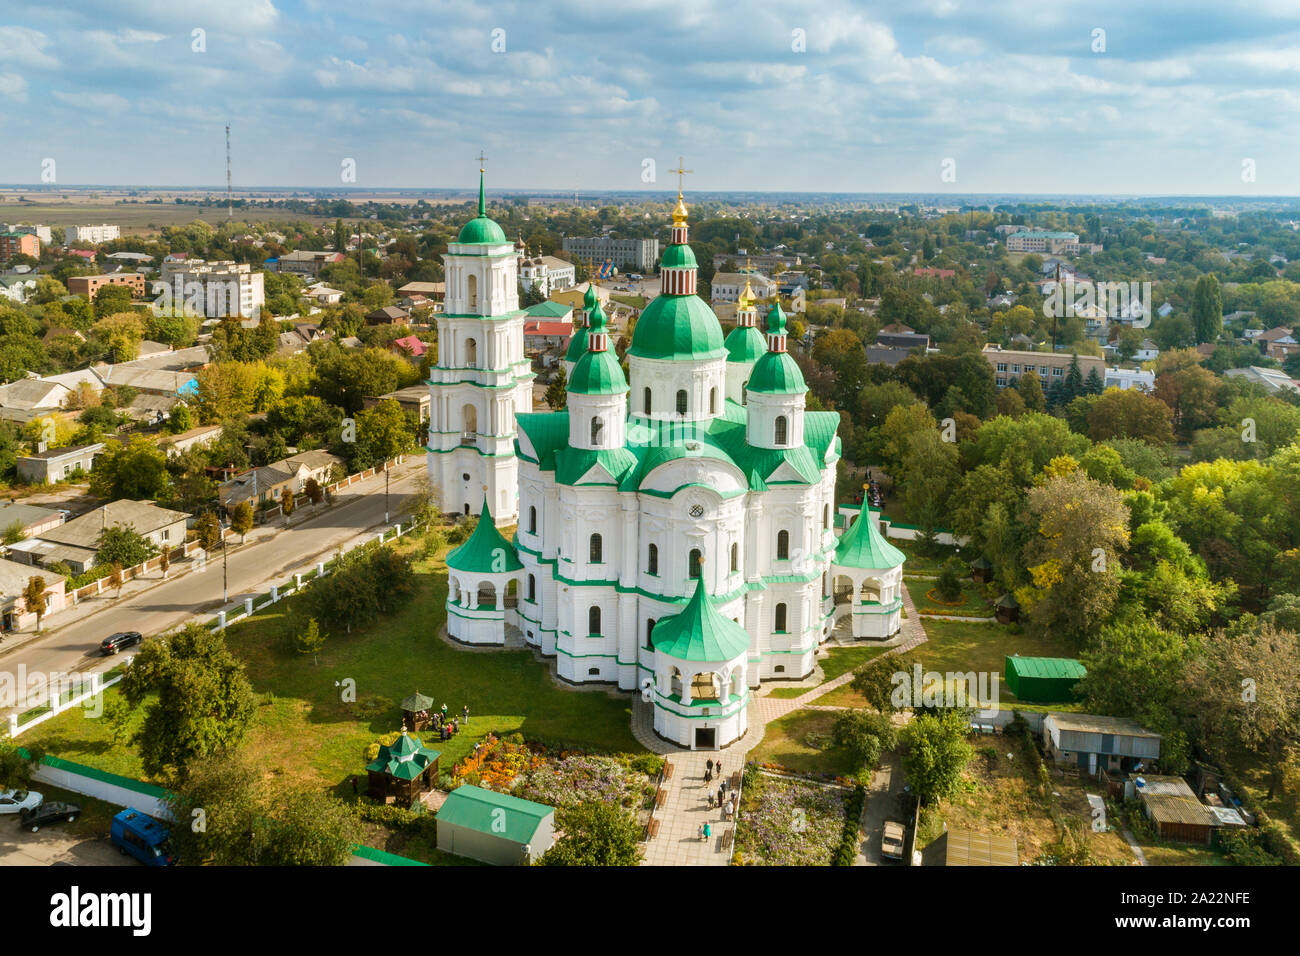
<box><xmin>436</xmin><ymin>784</ymin><xmax>553</xmax><ymax>843</ymax></box>
<box><xmin>833</xmin><ymin>510</ymin><xmax>905</xmax><ymax>570</ymax></box>
<box><xmin>725</xmin><ymin>325</ymin><xmax>766</xmax><ymax>364</ymax></box>
<box><xmin>456</xmin><ymin>170</ymin><xmax>508</xmax><ymax>244</ymax></box>
<box><xmin>747</xmin><ymin>350</ymin><xmax>806</xmax><ymax>394</ymax></box>
<box><xmin>365</xmin><ymin>733</ymin><xmax>441</xmax><ymax>781</ymax></box>
<box><xmin>525</xmin><ymin>300</ymin><xmax>572</xmax><ymax>318</ymax></box>
<box><xmin>401</xmin><ymin>691</ymin><xmax>436</xmax><ymax>712</ymax></box>
<box><xmin>568</xmin><ymin>349</ymin><xmax>627</xmax><ymax>396</ymax></box>
<box><xmin>764</xmin><ymin>302</ymin><xmax>789</xmax><ymax>336</ymax></box>
<box><xmin>447</xmin><ymin>501</ymin><xmax>523</xmax><ymax>573</ymax></box>
<box><xmin>629</xmin><ymin>294</ymin><xmax>725</xmax><ymax>360</ymax></box>
<box><xmin>651</xmin><ymin>576</ymin><xmax>751</xmax><ymax>663</ymax></box>
<box><xmin>1004</xmin><ymin>657</ymin><xmax>1087</xmax><ymax>680</ymax></box>
<box><xmin>564</xmin><ymin>323</ymin><xmax>590</xmax><ymax>362</ymax></box>
<box><xmin>661</xmin><ymin>244</ymin><xmax>698</xmax><ymax>269</ymax></box>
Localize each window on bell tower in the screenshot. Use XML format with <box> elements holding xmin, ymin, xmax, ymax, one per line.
<box><xmin>774</xmin><ymin>415</ymin><xmax>788</xmax><ymax>445</ymax></box>
<box><xmin>676</xmin><ymin>390</ymin><xmax>688</xmax><ymax>415</ymax></box>
<box><xmin>467</xmin><ymin>273</ymin><xmax>478</xmax><ymax>311</ymax></box>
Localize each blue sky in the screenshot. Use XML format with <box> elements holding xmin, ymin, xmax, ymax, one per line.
<box><xmin>3</xmin><ymin>0</ymin><xmax>1300</xmax><ymax>195</ymax></box>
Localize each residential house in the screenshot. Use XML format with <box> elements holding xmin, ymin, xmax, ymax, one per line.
<box><xmin>0</xmin><ymin>501</ymin><xmax>64</xmax><ymax>538</ymax></box>
<box><xmin>275</xmin><ymin>250</ymin><xmax>345</xmax><ymax>276</ymax></box>
<box><xmin>365</xmin><ymin>305</ymin><xmax>410</xmax><ymax>326</ymax></box>
<box><xmin>0</xmin><ymin>557</ymin><xmax>66</xmax><ymax>632</ymax></box>
<box><xmin>1042</xmin><ymin>712</ymin><xmax>1161</xmax><ymax>775</ymax></box>
<box><xmin>15</xmin><ymin>442</ymin><xmax>105</xmax><ymax>484</ymax></box>
<box><xmin>1257</xmin><ymin>326</ymin><xmax>1299</xmax><ymax>361</ymax></box>
<box><xmin>876</xmin><ymin>331</ymin><xmax>929</xmax><ymax>351</ymax></box>
<box><xmin>157</xmin><ymin>424</ymin><xmax>223</xmax><ymax>457</ymax></box>
<box><xmin>366</xmin><ymin>386</ymin><xmax>430</xmax><ymax>423</ymax></box>
<box><xmin>710</xmin><ymin>272</ymin><xmax>777</xmax><ymax>303</ymax></box>
<box><xmin>218</xmin><ymin>451</ymin><xmax>345</xmax><ymax>512</ymax></box>
<box><xmin>390</xmin><ymin>335</ymin><xmax>428</xmax><ymax>360</ymax></box>
<box><xmin>11</xmin><ymin>499</ymin><xmax>190</xmax><ymax>574</ymax></box>
<box><xmin>982</xmin><ymin>345</ymin><xmax>1104</xmax><ymax>389</ymax></box>
<box><xmin>1223</xmin><ymin>366</ymin><xmax>1300</xmax><ymax>394</ymax></box>
<box><xmin>1103</xmin><ymin>367</ymin><xmax>1156</xmax><ymax>391</ymax></box>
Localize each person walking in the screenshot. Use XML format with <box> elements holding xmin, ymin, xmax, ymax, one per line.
<box><xmin>706</xmin><ymin>758</ymin><xmax>714</xmax><ymax>775</ymax></box>
<box><xmin>704</xmin><ymin>766</ymin><xmax>712</xmax><ymax>784</ymax></box>
<box><xmin>703</xmin><ymin>821</ymin><xmax>711</xmax><ymax>842</ymax></box>
<box><xmin>708</xmin><ymin>792</ymin><xmax>714</xmax><ymax>809</ymax></box>
<box><xmin>462</xmin><ymin>704</ymin><xmax>469</xmax><ymax>724</ymax></box>
<box><xmin>441</xmin><ymin>703</ymin><xmax>448</xmax><ymax>719</ymax></box>
<box><xmin>698</xmin><ymin>824</ymin><xmax>705</xmax><ymax>842</ymax></box>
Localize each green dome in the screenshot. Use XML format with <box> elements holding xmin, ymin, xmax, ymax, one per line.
<box><xmin>833</xmin><ymin>509</ymin><xmax>905</xmax><ymax>570</ymax></box>
<box><xmin>629</xmin><ymin>294</ymin><xmax>725</xmax><ymax>360</ymax></box>
<box><xmin>747</xmin><ymin>350</ymin><xmax>806</xmax><ymax>394</ymax></box>
<box><xmin>652</xmin><ymin>577</ymin><xmax>751</xmax><ymax>663</ymax></box>
<box><xmin>725</xmin><ymin>325</ymin><xmax>766</xmax><ymax>364</ymax></box>
<box><xmin>660</xmin><ymin>244</ymin><xmax>697</xmax><ymax>269</ymax></box>
<box><xmin>457</xmin><ymin>216</ymin><xmax>507</xmax><ymax>245</ymax></box>
<box><xmin>447</xmin><ymin>501</ymin><xmax>523</xmax><ymax>573</ymax></box>
<box><xmin>764</xmin><ymin>302</ymin><xmax>789</xmax><ymax>335</ymax></box>
<box><xmin>569</xmin><ymin>349</ymin><xmax>627</xmax><ymax>395</ymax></box>
<box><xmin>456</xmin><ymin>169</ymin><xmax>508</xmax><ymax>245</ymax></box>
<box><xmin>564</xmin><ymin>324</ymin><xmax>590</xmax><ymax>363</ymax></box>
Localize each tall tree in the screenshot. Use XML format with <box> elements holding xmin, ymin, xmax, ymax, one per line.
<box><xmin>1191</xmin><ymin>274</ymin><xmax>1223</xmax><ymax>344</ymax></box>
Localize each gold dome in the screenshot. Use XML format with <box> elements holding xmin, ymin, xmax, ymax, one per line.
<box><xmin>671</xmin><ymin>191</ymin><xmax>689</xmax><ymax>226</ymax></box>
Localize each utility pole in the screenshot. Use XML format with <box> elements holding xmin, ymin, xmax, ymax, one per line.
<box><xmin>225</xmin><ymin>124</ymin><xmax>233</xmax><ymax>221</ymax></box>
<box><xmin>384</xmin><ymin>461</ymin><xmax>390</xmax><ymax>525</ymax></box>
<box><xmin>222</xmin><ymin>522</ymin><xmax>229</xmax><ymax>603</ymax></box>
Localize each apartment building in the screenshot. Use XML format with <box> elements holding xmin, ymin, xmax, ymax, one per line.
<box><xmin>158</xmin><ymin>259</ymin><xmax>265</xmax><ymax>318</ymax></box>
<box><xmin>982</xmin><ymin>344</ymin><xmax>1105</xmax><ymax>388</ymax></box>
<box><xmin>65</xmin><ymin>224</ymin><xmax>121</xmax><ymax>244</ymax></box>
<box><xmin>0</xmin><ymin>232</ymin><xmax>40</xmax><ymax>261</ymax></box>
<box><xmin>1</xmin><ymin>223</ymin><xmax>52</xmax><ymax>244</ymax></box>
<box><xmin>560</xmin><ymin>236</ymin><xmax>660</xmax><ymax>273</ymax></box>
<box><xmin>67</xmin><ymin>273</ymin><xmax>148</xmax><ymax>299</ymax></box>
<box><xmin>1006</xmin><ymin>230</ymin><xmax>1103</xmax><ymax>256</ymax></box>
<box><xmin>275</xmin><ymin>250</ymin><xmax>346</xmax><ymax>276</ymax></box>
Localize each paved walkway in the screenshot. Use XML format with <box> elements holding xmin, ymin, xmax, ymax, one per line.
<box><xmin>635</xmin><ymin>582</ymin><xmax>929</xmax><ymax>865</ymax></box>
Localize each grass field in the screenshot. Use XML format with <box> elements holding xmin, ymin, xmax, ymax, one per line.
<box><xmin>23</xmin><ymin>536</ymin><xmax>646</xmax><ymax>797</ymax></box>
<box><xmin>764</xmin><ymin>644</ymin><xmax>889</xmax><ymax>699</ymax></box>
<box><xmin>914</xmin><ymin>580</ymin><xmax>995</xmax><ymax>617</ymax></box>
<box><xmin>817</xmin><ymin>617</ymin><xmax>1080</xmax><ymax>711</ymax></box>
<box><xmin>0</xmin><ymin>199</ymin><xmax>334</xmax><ymax>235</ymax></box>
<box><xmin>749</xmin><ymin>709</ymin><xmax>863</xmax><ymax>779</ymax></box>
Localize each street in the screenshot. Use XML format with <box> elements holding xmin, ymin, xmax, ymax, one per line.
<box><xmin>0</xmin><ymin>457</ymin><xmax>427</xmax><ymax>714</ymax></box>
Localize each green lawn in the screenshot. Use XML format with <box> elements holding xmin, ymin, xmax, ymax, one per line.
<box><xmin>914</xmin><ymin>580</ymin><xmax>995</xmax><ymax>617</ymax></box>
<box><xmin>817</xmin><ymin>617</ymin><xmax>1080</xmax><ymax>711</ymax></box>
<box><xmin>749</xmin><ymin>709</ymin><xmax>863</xmax><ymax>778</ymax></box>
<box><xmin>24</xmin><ymin>537</ymin><xmax>645</xmax><ymax>796</ymax></box>
<box><xmin>610</xmin><ymin>294</ymin><xmax>647</xmax><ymax>309</ymax></box>
<box><xmin>888</xmin><ymin>537</ymin><xmax>961</xmax><ymax>575</ymax></box>
<box><xmin>765</xmin><ymin>644</ymin><xmax>889</xmax><ymax>698</ymax></box>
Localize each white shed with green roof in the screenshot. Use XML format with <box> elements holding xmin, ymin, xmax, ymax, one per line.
<box><xmin>436</xmin><ymin>784</ymin><xmax>555</xmax><ymax>865</ymax></box>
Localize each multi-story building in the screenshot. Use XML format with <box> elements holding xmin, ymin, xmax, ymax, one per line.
<box><xmin>67</xmin><ymin>273</ymin><xmax>147</xmax><ymax>300</ymax></box>
<box><xmin>157</xmin><ymin>259</ymin><xmax>265</xmax><ymax>318</ymax></box>
<box><xmin>1</xmin><ymin>223</ymin><xmax>52</xmax><ymax>244</ymax></box>
<box><xmin>518</xmin><ymin>253</ymin><xmax>576</xmax><ymax>296</ymax></box>
<box><xmin>710</xmin><ymin>272</ymin><xmax>777</xmax><ymax>303</ymax></box>
<box><xmin>561</xmin><ymin>236</ymin><xmax>660</xmax><ymax>273</ymax></box>
<box><xmin>982</xmin><ymin>344</ymin><xmax>1105</xmax><ymax>388</ymax></box>
<box><xmin>65</xmin><ymin>224</ymin><xmax>120</xmax><ymax>244</ymax></box>
<box><xmin>275</xmin><ymin>249</ymin><xmax>345</xmax><ymax>276</ymax></box>
<box><xmin>0</xmin><ymin>232</ymin><xmax>40</xmax><ymax>261</ymax></box>
<box><xmin>1006</xmin><ymin>230</ymin><xmax>1103</xmax><ymax>256</ymax></box>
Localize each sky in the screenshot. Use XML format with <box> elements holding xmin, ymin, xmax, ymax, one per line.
<box><xmin>2</xmin><ymin>0</ymin><xmax>1300</xmax><ymax>196</ymax></box>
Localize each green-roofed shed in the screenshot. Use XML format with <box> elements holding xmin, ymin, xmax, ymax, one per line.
<box><xmin>1005</xmin><ymin>656</ymin><xmax>1086</xmax><ymax>703</ymax></box>
<box><xmin>435</xmin><ymin>784</ymin><xmax>555</xmax><ymax>865</ymax></box>
<box><xmin>365</xmin><ymin>732</ymin><xmax>441</xmax><ymax>807</ymax></box>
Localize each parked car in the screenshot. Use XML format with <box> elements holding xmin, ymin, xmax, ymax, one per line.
<box><xmin>100</xmin><ymin>631</ymin><xmax>143</xmax><ymax>656</ymax></box>
<box><xmin>111</xmin><ymin>809</ymin><xmax>175</xmax><ymax>866</ymax></box>
<box><xmin>0</xmin><ymin>789</ymin><xmax>43</xmax><ymax>815</ymax></box>
<box><xmin>882</xmin><ymin>820</ymin><xmax>906</xmax><ymax>862</ymax></box>
<box><xmin>19</xmin><ymin>801</ymin><xmax>80</xmax><ymax>832</ymax></box>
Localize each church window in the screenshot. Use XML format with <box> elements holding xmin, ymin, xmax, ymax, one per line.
<box><xmin>527</xmin><ymin>574</ymin><xmax>536</xmax><ymax>602</ymax></box>
<box><xmin>688</xmin><ymin>504</ymin><xmax>704</xmax><ymax>518</ymax></box>
<box><xmin>644</xmin><ymin>387</ymin><xmax>652</xmax><ymax>414</ymax></box>
<box><xmin>528</xmin><ymin>506</ymin><xmax>537</xmax><ymax>534</ymax></box>
<box><xmin>730</xmin><ymin>542</ymin><xmax>739</xmax><ymax>572</ymax></box>
<box><xmin>646</xmin><ymin>618</ymin><xmax>656</xmax><ymax>650</ymax></box>
<box><xmin>589</xmin><ymin>533</ymin><xmax>603</xmax><ymax>563</ymax></box>
<box><xmin>589</xmin><ymin>605</ymin><xmax>602</xmax><ymax>636</ymax></box>
<box><xmin>648</xmin><ymin>543</ymin><xmax>659</xmax><ymax>576</ymax></box>
<box><xmin>676</xmin><ymin>389</ymin><xmax>688</xmax><ymax>415</ymax></box>
<box><xmin>588</xmin><ymin>667</ymin><xmax>601</xmax><ymax>676</ymax></box>
<box><xmin>775</xmin><ymin>602</ymin><xmax>788</xmax><ymax>632</ymax></box>
<box><xmin>689</xmin><ymin>548</ymin><xmax>702</xmax><ymax>579</ymax></box>
<box><xmin>591</xmin><ymin>416</ymin><xmax>604</xmax><ymax>444</ymax></box>
<box><xmin>709</xmin><ymin>387</ymin><xmax>718</xmax><ymax>414</ymax></box>
<box><xmin>467</xmin><ymin>274</ymin><xmax>478</xmax><ymax>311</ymax></box>
<box><xmin>774</xmin><ymin>415</ymin><xmax>788</xmax><ymax>445</ymax></box>
<box><xmin>466</xmin><ymin>337</ymin><xmax>477</xmax><ymax>368</ymax></box>
<box><xmin>741</xmin><ymin>381</ymin><xmax>748</xmax><ymax>405</ymax></box>
<box><xmin>823</xmin><ymin>505</ymin><xmax>830</xmax><ymax>530</ymax></box>
<box><xmin>777</xmin><ymin>530</ymin><xmax>790</xmax><ymax>560</ymax></box>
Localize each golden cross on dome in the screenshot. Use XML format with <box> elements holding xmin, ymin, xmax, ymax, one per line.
<box><xmin>671</xmin><ymin>156</ymin><xmax>693</xmax><ymax>197</ymax></box>
<box><xmin>476</xmin><ymin>150</ymin><xmax>488</xmax><ymax>171</ymax></box>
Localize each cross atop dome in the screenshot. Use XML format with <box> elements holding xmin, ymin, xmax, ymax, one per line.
<box><xmin>671</xmin><ymin>156</ymin><xmax>693</xmax><ymax>226</ymax></box>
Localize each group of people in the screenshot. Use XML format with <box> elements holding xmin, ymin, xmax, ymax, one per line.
<box><xmin>431</xmin><ymin>703</ymin><xmax>471</xmax><ymax>742</ymax></box>
<box><xmin>698</xmin><ymin>758</ymin><xmax>739</xmax><ymax>841</ymax></box>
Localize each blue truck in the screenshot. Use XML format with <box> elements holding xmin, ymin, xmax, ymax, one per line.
<box><xmin>110</xmin><ymin>809</ymin><xmax>175</xmax><ymax>866</ymax></box>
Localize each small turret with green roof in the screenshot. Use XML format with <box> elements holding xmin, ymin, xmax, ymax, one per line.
<box><xmin>746</xmin><ymin>303</ymin><xmax>806</xmax><ymax>394</ymax></box>
<box><xmin>564</xmin><ymin>284</ymin><xmax>598</xmax><ymax>365</ymax></box>
<box><xmin>447</xmin><ymin>500</ymin><xmax>523</xmax><ymax>573</ymax></box>
<box><xmin>834</xmin><ymin>508</ymin><xmax>905</xmax><ymax>570</ymax></box>
<box><xmin>568</xmin><ymin>296</ymin><xmax>627</xmax><ymax>396</ymax></box>
<box><xmin>651</xmin><ymin>576</ymin><xmax>751</xmax><ymax>663</ymax></box>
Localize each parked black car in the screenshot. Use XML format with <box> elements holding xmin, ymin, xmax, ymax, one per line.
<box><xmin>19</xmin><ymin>801</ymin><xmax>80</xmax><ymax>832</ymax></box>
<box><xmin>100</xmin><ymin>631</ymin><xmax>143</xmax><ymax>655</ymax></box>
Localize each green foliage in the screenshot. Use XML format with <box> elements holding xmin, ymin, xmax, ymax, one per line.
<box><xmin>899</xmin><ymin>708</ymin><xmax>974</xmax><ymax>805</ymax></box>
<box><xmin>540</xmin><ymin>800</ymin><xmax>642</xmax><ymax>866</ymax></box>
<box><xmin>831</xmin><ymin>709</ymin><xmax>897</xmax><ymax>771</ymax></box>
<box><xmin>295</xmin><ymin>617</ymin><xmax>326</xmax><ymax>661</ymax></box>
<box><xmin>935</xmin><ymin>557</ymin><xmax>964</xmax><ymax>602</ymax></box>
<box><xmin>89</xmin><ymin>434</ymin><xmax>171</xmax><ymax>500</ymax></box>
<box><xmin>303</xmin><ymin>541</ymin><xmax>416</xmax><ymax>632</ymax></box>
<box><xmin>545</xmin><ymin>367</ymin><xmax>567</xmax><ymax>410</ymax></box>
<box><xmin>96</xmin><ymin>524</ymin><xmax>157</xmax><ymax>568</ymax></box>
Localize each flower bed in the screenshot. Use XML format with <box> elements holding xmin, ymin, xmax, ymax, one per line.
<box><xmin>756</xmin><ymin>762</ymin><xmax>859</xmax><ymax>788</ymax></box>
<box><xmin>734</xmin><ymin>772</ymin><xmax>850</xmax><ymax>866</ymax></box>
<box><xmin>451</xmin><ymin>735</ymin><xmax>657</xmax><ymax>812</ymax></box>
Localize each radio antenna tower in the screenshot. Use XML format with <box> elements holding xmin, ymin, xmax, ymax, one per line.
<box><xmin>225</xmin><ymin>124</ymin><xmax>233</xmax><ymax>220</ymax></box>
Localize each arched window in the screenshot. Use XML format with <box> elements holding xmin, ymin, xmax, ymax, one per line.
<box><xmin>645</xmin><ymin>618</ymin><xmax>656</xmax><ymax>650</ymax></box>
<box><xmin>467</xmin><ymin>274</ymin><xmax>478</xmax><ymax>311</ymax></box>
<box><xmin>777</xmin><ymin>530</ymin><xmax>790</xmax><ymax>560</ymax></box>
<box><xmin>461</xmin><ymin>403</ymin><xmax>477</xmax><ymax>437</ymax></box>
<box><xmin>589</xmin><ymin>533</ymin><xmax>603</xmax><ymax>563</ymax></box>
<box><xmin>823</xmin><ymin>504</ymin><xmax>830</xmax><ymax>530</ymax></box>
<box><xmin>775</xmin><ymin>602</ymin><xmax>788</xmax><ymax>632</ymax></box>
<box><xmin>465</xmin><ymin>337</ymin><xmax>477</xmax><ymax>368</ymax></box>
<box><xmin>527</xmin><ymin>574</ymin><xmax>536</xmax><ymax>602</ymax></box>
<box><xmin>644</xmin><ymin>387</ymin><xmax>652</xmax><ymax>414</ymax></box>
<box><xmin>774</xmin><ymin>415</ymin><xmax>788</xmax><ymax>445</ymax></box>
<box><xmin>730</xmin><ymin>542</ymin><xmax>739</xmax><ymax>572</ymax></box>
<box><xmin>676</xmin><ymin>389</ymin><xmax>688</xmax><ymax>415</ymax></box>
<box><xmin>741</xmin><ymin>380</ymin><xmax>748</xmax><ymax>405</ymax></box>
<box><xmin>528</xmin><ymin>505</ymin><xmax>537</xmax><ymax>534</ymax></box>
<box><xmin>588</xmin><ymin>605</ymin><xmax>602</xmax><ymax>636</ymax></box>
<box><xmin>647</xmin><ymin>543</ymin><xmax>659</xmax><ymax>576</ymax></box>
<box><xmin>591</xmin><ymin>416</ymin><xmax>604</xmax><ymax>445</ymax></box>
<box><xmin>709</xmin><ymin>386</ymin><xmax>718</xmax><ymax>414</ymax></box>
<box><xmin>689</xmin><ymin>548</ymin><xmax>702</xmax><ymax>579</ymax></box>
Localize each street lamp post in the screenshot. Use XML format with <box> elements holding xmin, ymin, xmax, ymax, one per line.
<box><xmin>384</xmin><ymin>462</ymin><xmax>390</xmax><ymax>525</ymax></box>
<box><xmin>221</xmin><ymin>519</ymin><xmax>229</xmax><ymax>603</ymax></box>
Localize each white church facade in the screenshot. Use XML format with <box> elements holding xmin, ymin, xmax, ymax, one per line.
<box><xmin>436</xmin><ymin>174</ymin><xmax>904</xmax><ymax>751</ymax></box>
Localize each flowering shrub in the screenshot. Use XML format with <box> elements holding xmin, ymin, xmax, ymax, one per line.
<box><xmin>451</xmin><ymin>738</ymin><xmax>654</xmax><ymax>810</ymax></box>
<box><xmin>734</xmin><ymin>773</ymin><xmax>849</xmax><ymax>866</ymax></box>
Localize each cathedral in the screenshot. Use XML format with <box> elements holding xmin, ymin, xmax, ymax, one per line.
<box><xmin>436</xmin><ymin>169</ymin><xmax>905</xmax><ymax>751</ymax></box>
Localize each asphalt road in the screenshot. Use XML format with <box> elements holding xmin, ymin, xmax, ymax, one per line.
<box><xmin>0</xmin><ymin>458</ymin><xmax>427</xmax><ymax>703</ymax></box>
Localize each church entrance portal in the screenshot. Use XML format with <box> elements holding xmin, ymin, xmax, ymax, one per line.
<box><xmin>694</xmin><ymin>727</ymin><xmax>717</xmax><ymax>750</ymax></box>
